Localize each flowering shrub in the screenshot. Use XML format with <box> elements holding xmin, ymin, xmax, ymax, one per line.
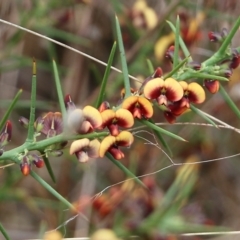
<box><xmin>0</xmin><ymin>7</ymin><xmax>239</xmax><ymax>239</ymax></box>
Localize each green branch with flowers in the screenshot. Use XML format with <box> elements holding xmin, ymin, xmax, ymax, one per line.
<box><xmin>0</xmin><ymin>15</ymin><xmax>240</xmax><ymax>239</ymax></box>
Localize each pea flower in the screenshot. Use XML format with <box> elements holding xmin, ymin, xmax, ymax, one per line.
<box><xmin>143</xmin><ymin>77</ymin><xmax>184</xmax><ymax>105</ymax></box>
<box><xmin>99</xmin><ymin>131</ymin><xmax>134</xmax><ymax>160</ymax></box>
<box><xmin>70</xmin><ymin>138</ymin><xmax>100</xmax><ymax>162</ymax></box>
<box><xmin>122</xmin><ymin>96</ymin><xmax>153</xmax><ymax>119</ymax></box>
<box><xmin>179</xmin><ymin>81</ymin><xmax>205</xmax><ymax>107</ymax></box>
<box><xmin>35</xmin><ymin>112</ymin><xmax>63</xmax><ymax>137</ymax></box>
<box><xmin>100</xmin><ymin>109</ymin><xmax>134</xmax><ymax>136</ymax></box>
<box><xmin>67</xmin><ymin>106</ymin><xmax>102</xmax><ymax>134</ymax></box>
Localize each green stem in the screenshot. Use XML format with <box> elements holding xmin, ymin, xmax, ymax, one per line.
<box><xmin>203</xmin><ymin>17</ymin><xmax>240</xmax><ymax>66</ymax></box>
<box><xmin>95</xmin><ymin>42</ymin><xmax>117</xmax><ymax>108</ymax></box>
<box><xmin>31</xmin><ymin>171</ymin><xmax>76</xmax><ymax>211</ymax></box>
<box><xmin>26</xmin><ymin>60</ymin><xmax>37</xmax><ymax>142</ymax></box>
<box><xmin>173</xmin><ymin>16</ymin><xmax>180</xmax><ymax>68</ymax></box>
<box><xmin>52</xmin><ymin>60</ymin><xmax>66</xmax><ymax>119</ymax></box>
<box><xmin>0</xmin><ymin>223</ymin><xmax>10</xmax><ymax>240</ymax></box>
<box><xmin>166</xmin><ymin>20</ymin><xmax>192</xmax><ymax>61</ymax></box>
<box><xmin>106</xmin><ymin>152</ymin><xmax>147</xmax><ymax>189</ymax></box>
<box><xmin>0</xmin><ymin>89</ymin><xmax>22</xmax><ymax>131</ymax></box>
<box><xmin>115</xmin><ymin>15</ymin><xmax>131</xmax><ymax>98</ymax></box>
<box><xmin>219</xmin><ymin>84</ymin><xmax>240</xmax><ymax>119</ymax></box>
<box><xmin>0</xmin><ymin>132</ymin><xmax>108</xmax><ymax>162</ymax></box>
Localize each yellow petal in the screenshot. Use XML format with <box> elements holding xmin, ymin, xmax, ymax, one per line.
<box><xmin>143</xmin><ymin>8</ymin><xmax>158</xmax><ymax>30</ymax></box>
<box><xmin>144</xmin><ymin>78</ymin><xmax>165</xmax><ymax>100</ymax></box>
<box><xmin>70</xmin><ymin>138</ymin><xmax>90</xmax><ymax>155</ymax></box>
<box><xmin>154</xmin><ymin>32</ymin><xmax>175</xmax><ymax>61</ymax></box>
<box><xmin>179</xmin><ymin>81</ymin><xmax>189</xmax><ymax>91</ymax></box>
<box><xmin>115</xmin><ymin>108</ymin><xmax>134</xmax><ymax>128</ymax></box>
<box><xmin>187</xmin><ymin>82</ymin><xmax>206</xmax><ymax>104</ymax></box>
<box><xmin>100</xmin><ymin>109</ymin><xmax>116</xmax><ymax>128</ymax></box>
<box><xmin>99</xmin><ymin>135</ymin><xmax>116</xmax><ymax>158</ymax></box>
<box><xmin>83</xmin><ymin>106</ymin><xmax>102</xmax><ymax>128</ymax></box>
<box><xmin>137</xmin><ymin>96</ymin><xmax>153</xmax><ymax>118</ymax></box>
<box><xmin>164</xmin><ymin>78</ymin><xmax>184</xmax><ymax>102</ymax></box>
<box><xmin>122</xmin><ymin>96</ymin><xmax>138</xmax><ymax>110</ymax></box>
<box><xmin>116</xmin><ymin>131</ymin><xmax>134</xmax><ymax>147</ymax></box>
<box><xmin>88</xmin><ymin>139</ymin><xmax>101</xmax><ymax>158</ymax></box>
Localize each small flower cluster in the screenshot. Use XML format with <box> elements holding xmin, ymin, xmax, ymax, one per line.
<box><xmin>66</xmin><ymin>95</ymin><xmax>134</xmax><ymax>162</ymax></box>
<box><xmin>20</xmin><ymin>154</ymin><xmax>44</xmax><ymax>176</ymax></box>
<box><xmin>205</xmin><ymin>28</ymin><xmax>240</xmax><ymax>93</ymax></box>
<box><xmin>18</xmin><ymin>111</ymin><xmax>66</xmax><ymax>175</ymax></box>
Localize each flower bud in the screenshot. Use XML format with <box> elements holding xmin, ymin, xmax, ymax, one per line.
<box><xmin>204</xmin><ymin>80</ymin><xmax>219</xmax><ymax>94</ymax></box>
<box><xmin>208</xmin><ymin>31</ymin><xmax>222</xmax><ymax>42</ymax></box>
<box><xmin>64</xmin><ymin>94</ymin><xmax>76</xmax><ymax>111</ymax></box>
<box><xmin>0</xmin><ymin>120</ymin><xmax>12</xmax><ymax>147</ymax></box>
<box><xmin>20</xmin><ymin>156</ymin><xmax>31</xmax><ymax>176</ymax></box>
<box><xmin>19</xmin><ymin>116</ymin><xmax>29</xmax><ymax>128</ymax></box>
<box><xmin>98</xmin><ymin>101</ymin><xmax>110</xmax><ymax>112</ymax></box>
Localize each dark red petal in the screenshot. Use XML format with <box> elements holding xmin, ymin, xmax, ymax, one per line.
<box><xmin>164</xmin><ymin>111</ymin><xmax>176</xmax><ymax>124</ymax></box>
<box><xmin>108</xmin><ymin>147</ymin><xmax>125</xmax><ymax>160</ymax></box>
<box><xmin>204</xmin><ymin>80</ymin><xmax>219</xmax><ymax>94</ymax></box>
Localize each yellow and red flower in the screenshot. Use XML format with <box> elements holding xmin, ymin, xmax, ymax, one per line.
<box><xmin>179</xmin><ymin>81</ymin><xmax>205</xmax><ymax>107</ymax></box>
<box><xmin>122</xmin><ymin>95</ymin><xmax>153</xmax><ymax>119</ymax></box>
<box><xmin>70</xmin><ymin>138</ymin><xmax>101</xmax><ymax>162</ymax></box>
<box><xmin>163</xmin><ymin>81</ymin><xmax>205</xmax><ymax>123</ymax></box>
<box><xmin>67</xmin><ymin>106</ymin><xmax>102</xmax><ymax>134</ymax></box>
<box><xmin>99</xmin><ymin>131</ymin><xmax>134</xmax><ymax>160</ymax></box>
<box><xmin>144</xmin><ymin>77</ymin><xmax>184</xmax><ymax>105</ymax></box>
<box><xmin>100</xmin><ymin>109</ymin><xmax>134</xmax><ymax>136</ymax></box>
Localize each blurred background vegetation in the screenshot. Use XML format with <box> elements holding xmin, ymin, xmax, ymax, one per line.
<box><xmin>0</xmin><ymin>0</ymin><xmax>240</xmax><ymax>239</ymax></box>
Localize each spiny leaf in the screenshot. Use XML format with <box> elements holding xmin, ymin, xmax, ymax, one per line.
<box><xmin>26</xmin><ymin>59</ymin><xmax>37</xmax><ymax>142</ymax></box>
<box><xmin>115</xmin><ymin>15</ymin><xmax>131</xmax><ymax>98</ymax></box>
<box><xmin>95</xmin><ymin>42</ymin><xmax>117</xmax><ymax>108</ymax></box>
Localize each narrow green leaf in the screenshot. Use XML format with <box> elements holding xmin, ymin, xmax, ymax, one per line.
<box><xmin>26</xmin><ymin>60</ymin><xmax>37</xmax><ymax>142</ymax></box>
<box><xmin>41</xmin><ymin>151</ymin><xmax>56</xmax><ymax>183</ymax></box>
<box><xmin>146</xmin><ymin>59</ymin><xmax>154</xmax><ymax>74</ymax></box>
<box><xmin>166</xmin><ymin>20</ymin><xmax>192</xmax><ymax>61</ymax></box>
<box><xmin>173</xmin><ymin>16</ymin><xmax>180</xmax><ymax>68</ymax></box>
<box><xmin>0</xmin><ymin>89</ymin><xmax>22</xmax><ymax>131</ymax></box>
<box><xmin>31</xmin><ymin>171</ymin><xmax>76</xmax><ymax>211</ymax></box>
<box><xmin>95</xmin><ymin>42</ymin><xmax>117</xmax><ymax>108</ymax></box>
<box><xmin>106</xmin><ymin>152</ymin><xmax>147</xmax><ymax>189</ymax></box>
<box><xmin>219</xmin><ymin>84</ymin><xmax>240</xmax><ymax>119</ymax></box>
<box><xmin>52</xmin><ymin>60</ymin><xmax>66</xmax><ymax>119</ymax></box>
<box><xmin>140</xmin><ymin>119</ymin><xmax>187</xmax><ymax>142</ymax></box>
<box><xmin>185</xmin><ymin>72</ymin><xmax>228</xmax><ymax>81</ymax></box>
<box><xmin>0</xmin><ymin>223</ymin><xmax>10</xmax><ymax>240</ymax></box>
<box><xmin>115</xmin><ymin>15</ymin><xmax>131</xmax><ymax>98</ymax></box>
<box><xmin>148</xmin><ymin>119</ymin><xmax>172</xmax><ymax>156</ymax></box>
<box><xmin>190</xmin><ymin>104</ymin><xmax>217</xmax><ymax>127</ymax></box>
<box><xmin>164</xmin><ymin>56</ymin><xmax>190</xmax><ymax>79</ymax></box>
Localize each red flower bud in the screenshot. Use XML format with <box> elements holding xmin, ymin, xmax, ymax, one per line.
<box><xmin>20</xmin><ymin>157</ymin><xmax>31</xmax><ymax>176</ymax></box>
